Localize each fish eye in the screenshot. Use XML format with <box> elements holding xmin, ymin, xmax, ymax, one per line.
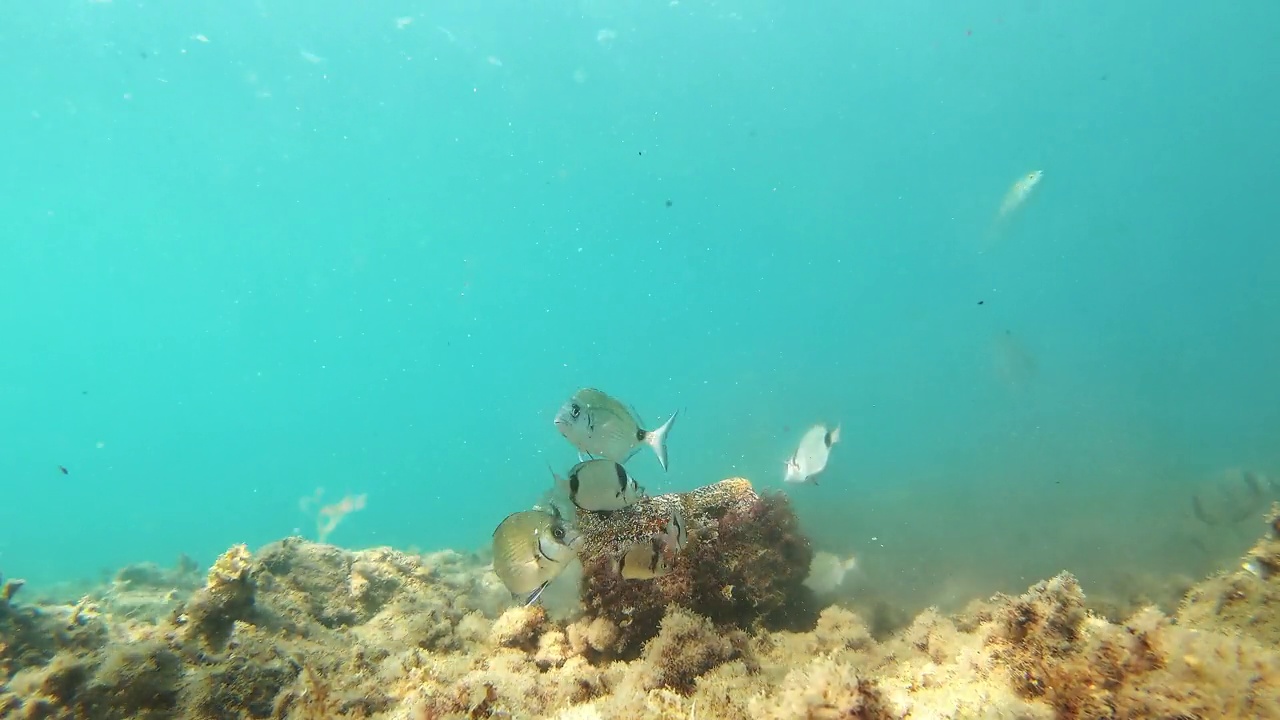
<box><xmin>552</xmin><ymin>526</ymin><xmax>566</xmax><ymax>541</ymax></box>
<box><xmin>570</xmin><ymin>403</ymin><xmax>581</xmax><ymax>419</ymax></box>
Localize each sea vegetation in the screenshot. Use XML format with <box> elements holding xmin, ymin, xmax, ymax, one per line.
<box><xmin>3</xmin><ymin>491</ymin><xmax>1280</xmax><ymax>719</ymax></box>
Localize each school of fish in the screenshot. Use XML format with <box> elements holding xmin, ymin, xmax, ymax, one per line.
<box><xmin>491</xmin><ymin>387</ymin><xmax>691</xmax><ymax>605</ymax></box>
<box><xmin>489</xmin><ymin>168</ymin><xmax>1049</xmax><ymax>606</ymax></box>
<box><xmin>491</xmin><ymin>386</ymin><xmax>847</xmax><ymax>606</ymax></box>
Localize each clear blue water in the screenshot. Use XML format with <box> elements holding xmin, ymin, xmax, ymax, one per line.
<box><xmin>2</xmin><ymin>0</ymin><xmax>1277</xmax><ymax>607</ymax></box>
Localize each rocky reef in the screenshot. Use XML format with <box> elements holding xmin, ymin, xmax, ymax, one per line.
<box><xmin>574</xmin><ymin>478</ymin><xmax>816</xmax><ymax>655</ymax></box>
<box><xmin>4</xmin><ymin>496</ymin><xmax>1280</xmax><ymax>718</ymax></box>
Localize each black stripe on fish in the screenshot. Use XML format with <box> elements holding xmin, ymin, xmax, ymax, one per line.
<box><xmin>568</xmin><ymin>470</ymin><xmax>581</xmax><ymax>497</ymax></box>
<box><xmin>537</xmin><ymin>536</ymin><xmax>557</xmax><ymax>563</ymax></box>
<box><xmin>615</xmin><ymin>463</ymin><xmax>628</xmax><ymax>498</ymax></box>
<box><xmin>636</xmin><ymin>428</ymin><xmax>645</xmax><ymax>442</ymax></box>
<box><xmin>824</xmin><ymin>430</ymin><xmax>835</xmax><ymax>448</ymax></box>
<box><xmin>649</xmin><ymin>537</ymin><xmax>662</xmax><ymax>574</ymax></box>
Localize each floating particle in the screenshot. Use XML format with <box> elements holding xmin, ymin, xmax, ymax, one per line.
<box><xmin>394</xmin><ymin>16</ymin><xmax>413</xmax><ymax>30</ymax></box>
<box><xmin>58</xmin><ymin>465</ymin><xmax>69</xmax><ymax>475</ymax></box>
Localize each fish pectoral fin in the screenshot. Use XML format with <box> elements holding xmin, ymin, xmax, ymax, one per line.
<box><xmin>523</xmin><ymin>582</ymin><xmax>550</xmax><ymax>607</ymax></box>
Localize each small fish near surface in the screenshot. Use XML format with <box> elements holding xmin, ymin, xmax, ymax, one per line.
<box><xmin>554</xmin><ymin>388</ymin><xmax>678</xmax><ymax>471</ymax></box>
<box><xmin>553</xmin><ymin>459</ymin><xmax>647</xmax><ymax>513</ymax></box>
<box><xmin>491</xmin><ymin>507</ymin><xmax>582</xmax><ymax>606</ymax></box>
<box><xmin>983</xmin><ymin>169</ymin><xmax>1044</xmax><ymax>251</ymax></box>
<box><xmin>616</xmin><ymin>510</ymin><xmax>689</xmax><ymax>581</ymax></box>
<box><xmin>785</xmin><ymin>423</ymin><xmax>841</xmax><ymax>485</ymax></box>
<box><xmin>996</xmin><ymin>170</ymin><xmax>1043</xmax><ymax>221</ymax></box>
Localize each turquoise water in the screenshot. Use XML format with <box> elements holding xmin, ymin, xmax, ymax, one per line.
<box><xmin>2</xmin><ymin>0</ymin><xmax>1277</xmax><ymax>606</ymax></box>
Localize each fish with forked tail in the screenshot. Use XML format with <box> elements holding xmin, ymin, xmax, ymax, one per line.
<box><xmin>554</xmin><ymin>388</ymin><xmax>678</xmax><ymax>471</ymax></box>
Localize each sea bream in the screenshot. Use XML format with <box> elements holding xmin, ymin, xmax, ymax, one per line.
<box><xmin>552</xmin><ymin>459</ymin><xmax>647</xmax><ymax>513</ymax></box>
<box><xmin>491</xmin><ymin>507</ymin><xmax>582</xmax><ymax>605</ymax></box>
<box><xmin>784</xmin><ymin>423</ymin><xmax>841</xmax><ymax>485</ymax></box>
<box><xmin>553</xmin><ymin>388</ymin><xmax>678</xmax><ymax>471</ymax></box>
<box><xmin>616</xmin><ymin>510</ymin><xmax>689</xmax><ymax>581</ymax></box>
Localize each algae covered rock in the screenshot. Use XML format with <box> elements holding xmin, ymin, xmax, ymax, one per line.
<box><xmin>1178</xmin><ymin>501</ymin><xmax>1280</xmax><ymax>643</ymax></box>
<box><xmin>574</xmin><ymin>477</ymin><xmax>816</xmax><ymax>654</ymax></box>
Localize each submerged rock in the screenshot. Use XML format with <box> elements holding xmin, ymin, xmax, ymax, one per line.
<box><xmin>574</xmin><ymin>478</ymin><xmax>817</xmax><ymax>654</ymax></box>
<box><xmin>4</xmin><ymin>504</ymin><xmax>1280</xmax><ymax>718</ymax></box>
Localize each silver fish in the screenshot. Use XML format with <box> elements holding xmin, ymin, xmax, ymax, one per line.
<box><xmin>553</xmin><ymin>388</ymin><xmax>678</xmax><ymax>471</ymax></box>
<box><xmin>617</xmin><ymin>536</ymin><xmax>674</xmax><ymax>580</ymax></box>
<box><xmin>663</xmin><ymin>509</ymin><xmax>688</xmax><ymax>552</ymax></box>
<box><xmin>616</xmin><ymin>510</ymin><xmax>688</xmax><ymax>581</ymax></box>
<box><xmin>554</xmin><ymin>459</ymin><xmax>646</xmax><ymax>513</ymax></box>
<box><xmin>491</xmin><ymin>507</ymin><xmax>581</xmax><ymax>605</ymax></box>
<box><xmin>784</xmin><ymin>423</ymin><xmax>841</xmax><ymax>485</ymax></box>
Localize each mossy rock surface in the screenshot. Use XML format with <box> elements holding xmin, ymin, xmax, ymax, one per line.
<box><xmin>576</xmin><ymin>478</ymin><xmax>817</xmax><ymax>654</ymax></box>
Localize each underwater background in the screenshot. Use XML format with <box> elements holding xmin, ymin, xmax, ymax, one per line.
<box><xmin>2</xmin><ymin>0</ymin><xmax>1277</xmax><ymax>620</ymax></box>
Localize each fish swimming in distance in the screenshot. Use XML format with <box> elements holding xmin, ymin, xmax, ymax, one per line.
<box><xmin>983</xmin><ymin>169</ymin><xmax>1044</xmax><ymax>251</ymax></box>
<box><xmin>996</xmin><ymin>170</ymin><xmax>1043</xmax><ymax>222</ymax></box>
<box><xmin>491</xmin><ymin>507</ymin><xmax>582</xmax><ymax>606</ymax></box>
<box><xmin>554</xmin><ymin>388</ymin><xmax>678</xmax><ymax>471</ymax></box>
<box><xmin>784</xmin><ymin>423</ymin><xmax>841</xmax><ymax>485</ymax></box>
<box><xmin>552</xmin><ymin>459</ymin><xmax>647</xmax><ymax>513</ymax></box>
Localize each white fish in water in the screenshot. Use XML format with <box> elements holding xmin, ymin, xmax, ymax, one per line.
<box><xmin>553</xmin><ymin>388</ymin><xmax>678</xmax><ymax>471</ymax></box>
<box><xmin>491</xmin><ymin>507</ymin><xmax>581</xmax><ymax>605</ymax></box>
<box><xmin>996</xmin><ymin>170</ymin><xmax>1043</xmax><ymax>221</ymax></box>
<box><xmin>615</xmin><ymin>510</ymin><xmax>688</xmax><ymax>580</ymax></box>
<box><xmin>784</xmin><ymin>423</ymin><xmax>841</xmax><ymax>485</ymax></box>
<box><xmin>984</xmin><ymin>170</ymin><xmax>1043</xmax><ymax>250</ymax></box>
<box><xmin>552</xmin><ymin>459</ymin><xmax>647</xmax><ymax>513</ymax></box>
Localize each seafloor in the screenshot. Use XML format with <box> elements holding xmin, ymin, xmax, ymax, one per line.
<box><xmin>3</xmin><ymin>478</ymin><xmax>1280</xmax><ymax>719</ymax></box>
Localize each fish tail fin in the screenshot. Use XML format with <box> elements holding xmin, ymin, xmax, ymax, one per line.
<box><xmin>646</xmin><ymin>409</ymin><xmax>679</xmax><ymax>471</ymax></box>
<box><xmin>523</xmin><ymin>582</ymin><xmax>549</xmax><ymax>606</ymax></box>
<box><xmin>826</xmin><ymin>424</ymin><xmax>841</xmax><ymax>447</ymax></box>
